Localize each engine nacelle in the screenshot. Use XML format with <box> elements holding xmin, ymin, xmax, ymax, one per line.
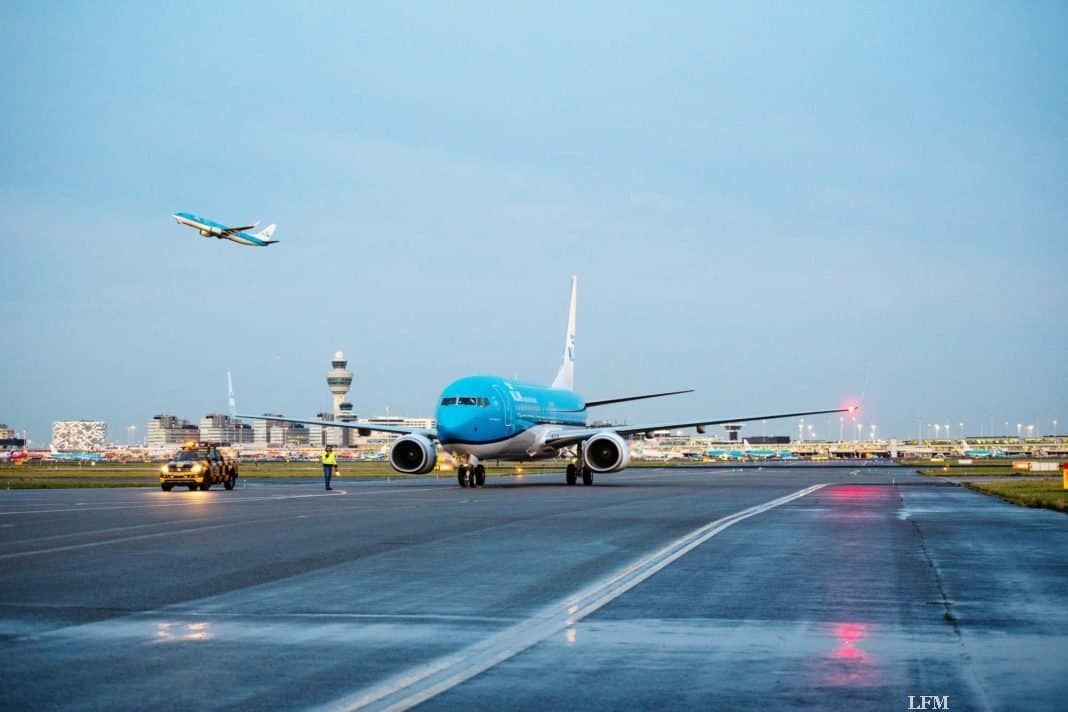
<box><xmin>583</xmin><ymin>432</ymin><xmax>631</xmax><ymax>473</ymax></box>
<box><xmin>199</xmin><ymin>229</ymin><xmax>211</xmax><ymax>237</ymax></box>
<box><xmin>389</xmin><ymin>434</ymin><xmax>438</xmax><ymax>475</ymax></box>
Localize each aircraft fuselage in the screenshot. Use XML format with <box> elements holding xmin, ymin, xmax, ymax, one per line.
<box><xmin>435</xmin><ymin>375</ymin><xmax>586</xmax><ymax>461</ymax></box>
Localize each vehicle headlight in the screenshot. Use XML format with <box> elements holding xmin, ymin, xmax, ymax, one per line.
<box><xmin>160</xmin><ymin>465</ymin><xmax>169</xmax><ymax>475</ymax></box>
<box><xmin>191</xmin><ymin>464</ymin><xmax>203</xmax><ymax>474</ymax></box>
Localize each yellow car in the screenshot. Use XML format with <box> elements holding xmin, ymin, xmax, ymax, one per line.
<box><xmin>160</xmin><ymin>442</ymin><xmax>238</xmax><ymax>492</ymax></box>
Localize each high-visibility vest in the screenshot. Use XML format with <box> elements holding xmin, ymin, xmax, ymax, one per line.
<box><xmin>321</xmin><ymin>451</ymin><xmax>338</xmax><ymax>466</ymax></box>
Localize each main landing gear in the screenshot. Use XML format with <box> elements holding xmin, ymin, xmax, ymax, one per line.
<box><xmin>457</xmin><ymin>463</ymin><xmax>485</xmax><ymax>488</ymax></box>
<box><xmin>565</xmin><ymin>463</ymin><xmax>593</xmax><ymax>486</ymax></box>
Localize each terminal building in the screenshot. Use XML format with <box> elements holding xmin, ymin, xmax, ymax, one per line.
<box><xmin>198</xmin><ymin>414</ymin><xmax>254</xmax><ymax>444</ymax></box>
<box><xmin>146</xmin><ymin>415</ymin><xmax>199</xmax><ymax>449</ymax></box>
<box><xmin>252</xmin><ymin>415</ymin><xmax>310</xmax><ymax>447</ymax></box>
<box><xmin>52</xmin><ymin>420</ymin><xmax>107</xmax><ymax>452</ymax></box>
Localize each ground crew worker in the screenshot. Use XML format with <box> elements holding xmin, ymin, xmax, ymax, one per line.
<box><xmin>321</xmin><ymin>444</ymin><xmax>339</xmax><ymax>490</ymax></box>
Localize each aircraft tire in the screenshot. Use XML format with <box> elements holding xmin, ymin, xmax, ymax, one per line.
<box><xmin>581</xmin><ymin>467</ymin><xmax>593</xmax><ymax>486</ymax></box>
<box><xmin>566</xmin><ymin>464</ymin><xmax>577</xmax><ymax>486</ymax></box>
<box><xmin>474</xmin><ymin>465</ymin><xmax>486</xmax><ymax>487</ymax></box>
<box><xmin>457</xmin><ymin>466</ymin><xmax>468</xmax><ymax>488</ymax></box>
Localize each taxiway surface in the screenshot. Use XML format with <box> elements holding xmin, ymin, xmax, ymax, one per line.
<box><xmin>2</xmin><ymin>466</ymin><xmax>1066</xmax><ymax>710</ymax></box>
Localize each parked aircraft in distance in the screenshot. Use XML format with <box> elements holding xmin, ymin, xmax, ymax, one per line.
<box><xmin>241</xmin><ymin>277</ymin><xmax>855</xmax><ymax>487</ymax></box>
<box><xmin>743</xmin><ymin>439</ymin><xmax>798</xmax><ymax>460</ymax></box>
<box><xmin>957</xmin><ymin>440</ymin><xmax>1006</xmax><ymax>459</ymax></box>
<box><xmin>48</xmin><ymin>446</ymin><xmax>104</xmax><ymax>462</ymax></box>
<box><xmin>172</xmin><ymin>212</ymin><xmax>279</xmax><ymax>247</ymax></box>
<box><xmin>705</xmin><ymin>445</ymin><xmax>745</xmax><ymax>460</ymax></box>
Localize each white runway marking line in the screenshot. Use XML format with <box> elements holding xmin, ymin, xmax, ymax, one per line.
<box><xmin>315</xmin><ymin>483</ymin><xmax>828</xmax><ymax>712</ymax></box>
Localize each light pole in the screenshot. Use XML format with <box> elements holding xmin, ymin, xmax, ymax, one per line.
<box><xmin>839</xmin><ymin>416</ymin><xmax>844</xmax><ymax>444</ymax></box>
<box><xmin>808</xmin><ymin>425</ymin><xmax>815</xmax><ymax>441</ymax></box>
<box><xmin>934</xmin><ymin>423</ymin><xmax>941</xmax><ymax>441</ymax></box>
<box><xmin>799</xmin><ymin>419</ymin><xmax>805</xmax><ymax>444</ymax></box>
<box><xmin>959</xmin><ymin>422</ymin><xmax>964</xmax><ymax>439</ymax></box>
<box><xmin>762</xmin><ymin>419</ymin><xmax>767</xmax><ymax>438</ymax></box>
<box><xmin>1017</xmin><ymin>423</ymin><xmax>1022</xmax><ymax>440</ymax></box>
<box><xmin>870</xmin><ymin>424</ymin><xmax>877</xmax><ymax>442</ymax></box>
<box><xmin>856</xmin><ymin>423</ymin><xmax>863</xmax><ymax>442</ymax></box>
<box><xmin>1055</xmin><ymin>419</ymin><xmax>1059</xmax><ymax>439</ymax></box>
<box><xmin>1027</xmin><ymin>424</ymin><xmax>1034</xmax><ymax>440</ymax></box>
<box><xmin>944</xmin><ymin>423</ymin><xmax>950</xmax><ymax>441</ymax></box>
<box><xmin>127</xmin><ymin>425</ymin><xmax>135</xmax><ymax>447</ymax></box>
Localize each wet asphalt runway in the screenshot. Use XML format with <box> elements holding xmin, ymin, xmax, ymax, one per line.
<box><xmin>2</xmin><ymin>465</ymin><xmax>1067</xmax><ymax>710</ymax></box>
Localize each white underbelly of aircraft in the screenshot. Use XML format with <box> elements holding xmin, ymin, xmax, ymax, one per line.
<box><xmin>446</xmin><ymin>425</ymin><xmax>561</xmax><ymax>461</ymax></box>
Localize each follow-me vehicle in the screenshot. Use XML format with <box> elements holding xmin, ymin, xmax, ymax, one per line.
<box><xmin>241</xmin><ymin>277</ymin><xmax>854</xmax><ymax>487</ymax></box>
<box><xmin>160</xmin><ymin>442</ymin><xmax>238</xmax><ymax>491</ymax></box>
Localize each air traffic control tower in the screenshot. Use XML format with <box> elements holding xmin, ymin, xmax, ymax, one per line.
<box><xmin>326</xmin><ymin>352</ymin><xmax>354</xmax><ymax>418</ymax></box>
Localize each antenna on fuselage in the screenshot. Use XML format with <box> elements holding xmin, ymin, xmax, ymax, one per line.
<box><xmin>551</xmin><ymin>276</ymin><xmax>577</xmax><ymax>391</ymax></box>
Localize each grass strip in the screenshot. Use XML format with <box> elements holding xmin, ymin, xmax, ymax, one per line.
<box><xmin>964</xmin><ymin>478</ymin><xmax>1068</xmax><ymax>513</ymax></box>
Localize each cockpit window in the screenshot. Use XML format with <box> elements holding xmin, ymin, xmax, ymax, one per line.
<box><xmin>440</xmin><ymin>396</ymin><xmax>489</xmax><ymax>407</ymax></box>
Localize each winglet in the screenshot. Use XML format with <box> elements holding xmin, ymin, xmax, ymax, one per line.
<box><xmin>551</xmin><ymin>276</ymin><xmax>577</xmax><ymax>391</ymax></box>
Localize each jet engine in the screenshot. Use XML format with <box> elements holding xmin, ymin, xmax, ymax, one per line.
<box><xmin>389</xmin><ymin>434</ymin><xmax>438</xmax><ymax>474</ymax></box>
<box><xmin>582</xmin><ymin>432</ymin><xmax>630</xmax><ymax>473</ymax></box>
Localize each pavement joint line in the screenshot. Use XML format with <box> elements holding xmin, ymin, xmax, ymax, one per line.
<box><xmin>314</xmin><ymin>483</ymin><xmax>828</xmax><ymax>712</ymax></box>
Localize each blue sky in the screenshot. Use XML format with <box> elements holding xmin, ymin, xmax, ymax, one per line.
<box><xmin>2</xmin><ymin>1</ymin><xmax>1065</xmax><ymax>445</ymax></box>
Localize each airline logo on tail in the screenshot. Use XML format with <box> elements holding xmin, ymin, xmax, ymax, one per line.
<box><xmin>551</xmin><ymin>276</ymin><xmax>577</xmax><ymax>391</ymax></box>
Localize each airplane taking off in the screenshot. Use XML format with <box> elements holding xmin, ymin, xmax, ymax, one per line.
<box><xmin>957</xmin><ymin>440</ymin><xmax>1006</xmax><ymax>458</ymax></box>
<box><xmin>241</xmin><ymin>277</ymin><xmax>855</xmax><ymax>487</ymax></box>
<box><xmin>172</xmin><ymin>212</ymin><xmax>279</xmax><ymax>247</ymax></box>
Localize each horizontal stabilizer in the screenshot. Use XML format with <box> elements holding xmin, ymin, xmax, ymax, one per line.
<box><xmin>586</xmin><ymin>389</ymin><xmax>694</xmax><ymax>408</ymax></box>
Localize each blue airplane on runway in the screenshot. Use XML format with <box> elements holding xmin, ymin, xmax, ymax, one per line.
<box><xmin>241</xmin><ymin>277</ymin><xmax>854</xmax><ymax>487</ymax></box>
<box><xmin>172</xmin><ymin>212</ymin><xmax>279</xmax><ymax>247</ymax></box>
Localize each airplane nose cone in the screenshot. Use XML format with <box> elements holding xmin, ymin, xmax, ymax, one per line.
<box><xmin>436</xmin><ymin>409</ymin><xmax>465</xmax><ymax>441</ymax></box>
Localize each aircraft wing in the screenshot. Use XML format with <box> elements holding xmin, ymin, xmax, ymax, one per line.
<box><xmin>223</xmin><ymin>223</ymin><xmax>258</xmax><ymax>234</ymax></box>
<box><xmin>543</xmin><ymin>407</ymin><xmax>855</xmax><ymax>449</ymax></box>
<box><xmin>236</xmin><ymin>414</ymin><xmax>437</xmax><ymax>440</ymax></box>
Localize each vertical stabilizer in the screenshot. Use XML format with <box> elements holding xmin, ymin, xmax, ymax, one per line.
<box><xmin>551</xmin><ymin>276</ymin><xmax>577</xmax><ymax>391</ymax></box>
